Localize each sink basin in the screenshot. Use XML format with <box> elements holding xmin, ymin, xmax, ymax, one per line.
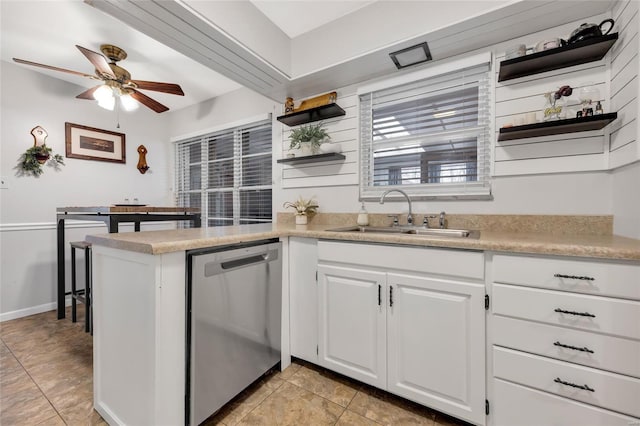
<box><xmin>326</xmin><ymin>226</ymin><xmax>479</xmax><ymax>238</ymax></box>
<box><xmin>325</xmin><ymin>226</ymin><xmax>409</xmax><ymax>234</ymax></box>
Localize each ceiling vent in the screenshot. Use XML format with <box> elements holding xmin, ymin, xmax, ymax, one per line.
<box><xmin>389</xmin><ymin>42</ymin><xmax>432</xmax><ymax>69</ymax></box>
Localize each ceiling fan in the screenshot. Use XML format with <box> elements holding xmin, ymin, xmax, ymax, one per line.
<box><xmin>13</xmin><ymin>44</ymin><xmax>184</xmax><ymax>113</ymax></box>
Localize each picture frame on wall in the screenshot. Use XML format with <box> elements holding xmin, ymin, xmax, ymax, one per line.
<box><xmin>65</xmin><ymin>122</ymin><xmax>126</xmax><ymax>163</ymax></box>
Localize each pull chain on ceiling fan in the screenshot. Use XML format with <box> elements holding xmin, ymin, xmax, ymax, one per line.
<box><xmin>13</xmin><ymin>44</ymin><xmax>184</xmax><ymax>113</ymax></box>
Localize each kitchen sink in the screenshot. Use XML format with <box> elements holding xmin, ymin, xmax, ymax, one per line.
<box><xmin>326</xmin><ymin>226</ymin><xmax>479</xmax><ymax>238</ymax></box>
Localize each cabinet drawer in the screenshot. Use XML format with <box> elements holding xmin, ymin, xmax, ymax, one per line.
<box><xmin>493</xmin><ymin>378</ymin><xmax>639</xmax><ymax>426</ymax></box>
<box><xmin>493</xmin><ymin>283</ymin><xmax>640</xmax><ymax>339</ymax></box>
<box><xmin>493</xmin><ymin>346</ymin><xmax>640</xmax><ymax>417</ymax></box>
<box><xmin>492</xmin><ymin>254</ymin><xmax>640</xmax><ymax>300</ymax></box>
<box><xmin>493</xmin><ymin>316</ymin><xmax>640</xmax><ymax>378</ymax></box>
<box><xmin>318</xmin><ymin>241</ymin><xmax>484</xmax><ymax>280</ymax></box>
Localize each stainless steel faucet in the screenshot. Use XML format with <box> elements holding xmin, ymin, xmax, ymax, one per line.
<box><xmin>379</xmin><ymin>189</ymin><xmax>413</xmax><ymax>226</ymax></box>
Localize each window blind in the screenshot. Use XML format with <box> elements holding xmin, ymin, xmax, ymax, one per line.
<box><xmin>359</xmin><ymin>62</ymin><xmax>492</xmax><ymax>200</ymax></box>
<box><xmin>175</xmin><ymin>117</ymin><xmax>272</xmax><ymax>227</ymax></box>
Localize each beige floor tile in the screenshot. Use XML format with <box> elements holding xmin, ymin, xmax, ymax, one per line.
<box><xmin>348</xmin><ymin>387</ymin><xmax>436</xmax><ymax>426</ymax></box>
<box><xmin>35</xmin><ymin>414</ymin><xmax>67</xmax><ymax>425</ymax></box>
<box><xmin>336</xmin><ymin>409</ymin><xmax>383</xmax><ymax>425</ymax></box>
<box><xmin>0</xmin><ymin>383</ymin><xmax>59</xmax><ymax>426</ymax></box>
<box><xmin>237</xmin><ymin>381</ymin><xmax>344</xmax><ymax>425</ymax></box>
<box><xmin>276</xmin><ymin>360</ymin><xmax>302</xmax><ymax>380</ymax></box>
<box><xmin>287</xmin><ymin>364</ymin><xmax>358</xmax><ymax>407</ymax></box>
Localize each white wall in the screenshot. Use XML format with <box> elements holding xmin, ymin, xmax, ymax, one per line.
<box><xmin>0</xmin><ymin>61</ymin><xmax>172</xmax><ymax>319</ymax></box>
<box><xmin>611</xmin><ymin>161</ymin><xmax>640</xmax><ymax>239</ymax></box>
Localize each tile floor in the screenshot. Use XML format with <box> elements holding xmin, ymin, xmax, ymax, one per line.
<box><xmin>1</xmin><ymin>308</ymin><xmax>468</xmax><ymax>426</ymax></box>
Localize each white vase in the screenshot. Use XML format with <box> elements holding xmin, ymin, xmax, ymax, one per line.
<box><xmin>295</xmin><ymin>214</ymin><xmax>308</xmax><ymax>225</ymax></box>
<box><xmin>299</xmin><ymin>144</ymin><xmax>317</xmax><ymax>157</ymax></box>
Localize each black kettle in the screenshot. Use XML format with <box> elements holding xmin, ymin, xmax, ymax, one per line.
<box><xmin>567</xmin><ymin>19</ymin><xmax>615</xmax><ymax>44</ymax></box>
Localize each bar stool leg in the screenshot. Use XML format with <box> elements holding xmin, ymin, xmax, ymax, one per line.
<box><xmin>84</xmin><ymin>246</ymin><xmax>91</xmax><ymax>333</ymax></box>
<box><xmin>71</xmin><ymin>246</ymin><xmax>77</xmax><ymax>323</ymax></box>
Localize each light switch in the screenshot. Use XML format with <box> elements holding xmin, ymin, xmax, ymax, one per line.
<box><xmin>0</xmin><ymin>176</ymin><xmax>7</xmax><ymax>189</ymax></box>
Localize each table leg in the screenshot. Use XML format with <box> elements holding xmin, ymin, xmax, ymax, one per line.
<box><xmin>194</xmin><ymin>214</ymin><xmax>202</xmax><ymax>228</ymax></box>
<box><xmin>109</xmin><ymin>216</ymin><xmax>119</xmax><ymax>233</ymax></box>
<box><xmin>57</xmin><ymin>217</ymin><xmax>65</xmax><ymax>319</ymax></box>
<box><xmin>134</xmin><ymin>222</ymin><xmax>141</xmax><ymax>232</ymax></box>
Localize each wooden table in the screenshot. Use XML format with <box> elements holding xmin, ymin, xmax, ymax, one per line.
<box><xmin>56</xmin><ymin>206</ymin><xmax>201</xmax><ymax>319</ymax></box>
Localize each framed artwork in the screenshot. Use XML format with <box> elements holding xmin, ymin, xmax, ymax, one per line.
<box><xmin>65</xmin><ymin>122</ymin><xmax>126</xmax><ymax>163</ymax></box>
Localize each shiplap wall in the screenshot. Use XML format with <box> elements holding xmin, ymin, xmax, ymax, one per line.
<box><xmin>280</xmin><ymin>92</ymin><xmax>358</xmax><ymax>188</ymax></box>
<box><xmin>493</xmin><ymin>14</ymin><xmax>614</xmax><ymax>176</ymax></box>
<box><xmin>609</xmin><ymin>0</ymin><xmax>639</xmax><ymax>169</ymax></box>
<box><xmin>279</xmin><ymin>9</ymin><xmax>638</xmax><ymax>187</ymax></box>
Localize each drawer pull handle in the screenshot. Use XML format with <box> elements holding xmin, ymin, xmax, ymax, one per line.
<box><xmin>554</xmin><ymin>377</ymin><xmax>595</xmax><ymax>392</ymax></box>
<box><xmin>554</xmin><ymin>341</ymin><xmax>595</xmax><ymax>354</ymax></box>
<box><xmin>554</xmin><ymin>273</ymin><xmax>595</xmax><ymax>281</ymax></box>
<box><xmin>554</xmin><ymin>308</ymin><xmax>596</xmax><ymax>318</ymax></box>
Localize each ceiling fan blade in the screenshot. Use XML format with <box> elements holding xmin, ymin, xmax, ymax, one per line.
<box><xmin>13</xmin><ymin>58</ymin><xmax>97</xmax><ymax>79</ymax></box>
<box><xmin>130</xmin><ymin>90</ymin><xmax>169</xmax><ymax>113</ymax></box>
<box><xmin>76</xmin><ymin>45</ymin><xmax>115</xmax><ymax>78</ymax></box>
<box><xmin>76</xmin><ymin>86</ymin><xmax>100</xmax><ymax>100</ymax></box>
<box><xmin>129</xmin><ymin>80</ymin><xmax>184</xmax><ymax>96</ymax></box>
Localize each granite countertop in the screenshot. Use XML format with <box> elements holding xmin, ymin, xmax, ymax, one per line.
<box><xmin>86</xmin><ymin>222</ymin><xmax>640</xmax><ymax>261</ymax></box>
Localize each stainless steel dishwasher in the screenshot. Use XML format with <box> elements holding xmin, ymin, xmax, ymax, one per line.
<box><xmin>186</xmin><ymin>239</ymin><xmax>282</xmax><ymax>426</ymax></box>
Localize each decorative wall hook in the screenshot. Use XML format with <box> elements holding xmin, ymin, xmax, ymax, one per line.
<box><xmin>137</xmin><ymin>145</ymin><xmax>149</xmax><ymax>174</ymax></box>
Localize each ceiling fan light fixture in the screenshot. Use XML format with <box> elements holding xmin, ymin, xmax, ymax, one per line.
<box><xmin>120</xmin><ymin>94</ymin><xmax>139</xmax><ymax>111</ymax></box>
<box><xmin>93</xmin><ymin>84</ymin><xmax>114</xmax><ymax>102</ymax></box>
<box><xmin>97</xmin><ymin>95</ymin><xmax>115</xmax><ymax>111</ymax></box>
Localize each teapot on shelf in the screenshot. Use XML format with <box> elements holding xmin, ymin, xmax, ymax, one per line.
<box><xmin>566</xmin><ymin>19</ymin><xmax>615</xmax><ymax>44</ymax></box>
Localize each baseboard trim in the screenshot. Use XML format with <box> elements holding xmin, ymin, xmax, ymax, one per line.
<box><xmin>0</xmin><ymin>298</ymin><xmax>71</xmax><ymax>322</ymax></box>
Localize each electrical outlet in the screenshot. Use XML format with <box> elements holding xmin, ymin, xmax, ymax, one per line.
<box><xmin>0</xmin><ymin>176</ymin><xmax>8</xmax><ymax>189</ymax></box>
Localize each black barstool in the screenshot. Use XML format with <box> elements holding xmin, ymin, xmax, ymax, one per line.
<box><xmin>70</xmin><ymin>241</ymin><xmax>92</xmax><ymax>333</ymax></box>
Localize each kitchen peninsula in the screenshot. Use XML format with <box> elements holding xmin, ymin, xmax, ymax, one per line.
<box><xmin>87</xmin><ymin>219</ymin><xmax>640</xmax><ymax>426</ymax></box>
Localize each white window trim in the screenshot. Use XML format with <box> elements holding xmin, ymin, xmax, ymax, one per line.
<box><xmin>357</xmin><ymin>52</ymin><xmax>493</xmax><ymax>201</ymax></box>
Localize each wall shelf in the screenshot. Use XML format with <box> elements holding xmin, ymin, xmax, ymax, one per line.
<box><xmin>498</xmin><ymin>33</ymin><xmax>618</xmax><ymax>82</ymax></box>
<box><xmin>498</xmin><ymin>112</ymin><xmax>617</xmax><ymax>141</ymax></box>
<box><xmin>277</xmin><ymin>152</ymin><xmax>346</xmax><ymax>165</ymax></box>
<box><xmin>277</xmin><ymin>103</ymin><xmax>346</xmax><ymax>127</ymax></box>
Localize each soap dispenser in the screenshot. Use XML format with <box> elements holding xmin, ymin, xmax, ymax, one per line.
<box><xmin>357</xmin><ymin>202</ymin><xmax>369</xmax><ymax>226</ymax></box>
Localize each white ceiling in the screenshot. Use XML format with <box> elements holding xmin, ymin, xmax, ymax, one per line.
<box><xmin>250</xmin><ymin>0</ymin><xmax>375</xmax><ymax>38</ymax></box>
<box><xmin>0</xmin><ymin>0</ymin><xmax>375</xmax><ymax>113</ymax></box>
<box><xmin>1</xmin><ymin>1</ymin><xmax>617</xmax><ymax>113</ymax></box>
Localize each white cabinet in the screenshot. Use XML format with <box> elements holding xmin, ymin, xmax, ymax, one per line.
<box><xmin>319</xmin><ymin>264</ymin><xmax>386</xmax><ymax>388</ymax></box>
<box><xmin>289</xmin><ymin>237</ymin><xmax>319</xmax><ymax>363</ymax></box>
<box><xmin>489</xmin><ymin>253</ymin><xmax>640</xmax><ymax>425</ymax></box>
<box><xmin>318</xmin><ymin>241</ymin><xmax>486</xmax><ymax>426</ymax></box>
<box><xmin>387</xmin><ymin>273</ymin><xmax>485</xmax><ymax>422</ymax></box>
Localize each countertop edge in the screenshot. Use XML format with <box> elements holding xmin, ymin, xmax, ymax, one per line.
<box><xmin>86</xmin><ymin>226</ymin><xmax>640</xmax><ymax>261</ymax></box>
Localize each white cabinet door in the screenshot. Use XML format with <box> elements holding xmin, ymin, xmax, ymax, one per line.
<box><xmin>387</xmin><ymin>273</ymin><xmax>486</xmax><ymax>426</ymax></box>
<box><xmin>318</xmin><ymin>264</ymin><xmax>387</xmax><ymax>389</ymax></box>
<box><xmin>289</xmin><ymin>237</ymin><xmax>319</xmax><ymax>363</ymax></box>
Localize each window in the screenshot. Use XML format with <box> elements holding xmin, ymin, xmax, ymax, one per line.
<box><xmin>359</xmin><ymin>58</ymin><xmax>491</xmax><ymax>199</ymax></box>
<box><xmin>175</xmin><ymin>117</ymin><xmax>272</xmax><ymax>227</ymax></box>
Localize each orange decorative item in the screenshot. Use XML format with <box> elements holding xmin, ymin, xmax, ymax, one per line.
<box><xmin>284</xmin><ymin>92</ymin><xmax>337</xmax><ymax>114</ymax></box>
<box><xmin>137</xmin><ymin>145</ymin><xmax>149</xmax><ymax>174</ymax></box>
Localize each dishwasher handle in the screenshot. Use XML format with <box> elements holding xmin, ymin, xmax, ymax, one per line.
<box><xmin>204</xmin><ymin>248</ymin><xmax>279</xmax><ymax>276</ymax></box>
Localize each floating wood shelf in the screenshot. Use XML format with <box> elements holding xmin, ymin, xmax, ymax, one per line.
<box><xmin>277</xmin><ymin>103</ymin><xmax>346</xmax><ymax>127</ymax></box>
<box><xmin>498</xmin><ymin>33</ymin><xmax>618</xmax><ymax>82</ymax></box>
<box><xmin>498</xmin><ymin>113</ymin><xmax>618</xmax><ymax>141</ymax></box>
<box><xmin>277</xmin><ymin>152</ymin><xmax>346</xmax><ymax>165</ymax></box>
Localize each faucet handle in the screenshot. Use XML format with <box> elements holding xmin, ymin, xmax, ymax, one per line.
<box><xmin>387</xmin><ymin>215</ymin><xmax>399</xmax><ymax>226</ymax></box>
<box><xmin>422</xmin><ymin>215</ymin><xmax>436</xmax><ymax>228</ymax></box>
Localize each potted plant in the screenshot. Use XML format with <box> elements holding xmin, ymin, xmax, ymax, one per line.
<box><xmin>283</xmin><ymin>196</ymin><xmax>319</xmax><ymax>225</ymax></box>
<box><xmin>21</xmin><ymin>144</ymin><xmax>64</xmax><ymax>177</ymax></box>
<box><xmin>288</xmin><ymin>122</ymin><xmax>330</xmax><ymax>156</ymax></box>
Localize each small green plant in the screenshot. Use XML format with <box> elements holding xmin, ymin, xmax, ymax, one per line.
<box><xmin>288</xmin><ymin>122</ymin><xmax>330</xmax><ymax>151</ymax></box>
<box><xmin>283</xmin><ymin>196</ymin><xmax>319</xmax><ymax>216</ymax></box>
<box><xmin>20</xmin><ymin>145</ymin><xmax>64</xmax><ymax>177</ymax></box>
